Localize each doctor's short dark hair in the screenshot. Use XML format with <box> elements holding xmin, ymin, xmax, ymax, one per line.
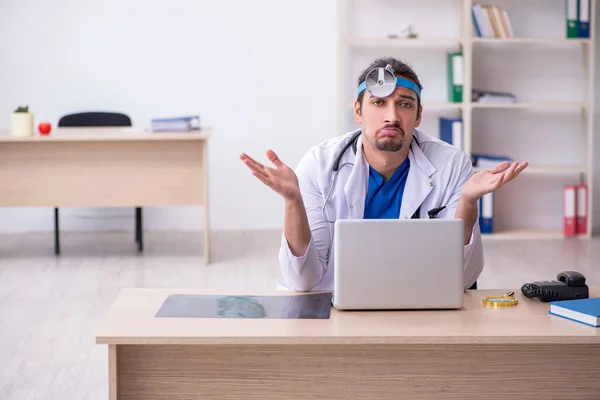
<box><xmin>356</xmin><ymin>57</ymin><xmax>423</xmax><ymax>119</ymax></box>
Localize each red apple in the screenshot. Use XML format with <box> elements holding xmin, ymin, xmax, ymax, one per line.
<box><xmin>38</xmin><ymin>122</ymin><xmax>51</xmax><ymax>135</ymax></box>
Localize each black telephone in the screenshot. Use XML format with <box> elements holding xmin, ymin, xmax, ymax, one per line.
<box><xmin>521</xmin><ymin>271</ymin><xmax>589</xmax><ymax>302</ymax></box>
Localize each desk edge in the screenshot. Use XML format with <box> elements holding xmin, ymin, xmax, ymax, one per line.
<box><xmin>94</xmin><ymin>335</ymin><xmax>600</xmax><ymax>346</ymax></box>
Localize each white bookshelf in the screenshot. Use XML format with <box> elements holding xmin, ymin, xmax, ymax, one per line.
<box><xmin>338</xmin><ymin>0</ymin><xmax>596</xmax><ymax>240</ymax></box>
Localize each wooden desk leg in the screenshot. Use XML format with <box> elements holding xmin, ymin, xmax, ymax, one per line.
<box><xmin>108</xmin><ymin>345</ymin><xmax>119</xmax><ymax>400</ymax></box>
<box><xmin>203</xmin><ymin>142</ymin><xmax>210</xmax><ymax>264</ymax></box>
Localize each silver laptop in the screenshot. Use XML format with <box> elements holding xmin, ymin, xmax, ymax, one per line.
<box><xmin>332</xmin><ymin>218</ymin><xmax>465</xmax><ymax>310</ymax></box>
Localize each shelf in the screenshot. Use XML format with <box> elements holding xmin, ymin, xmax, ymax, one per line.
<box><xmin>423</xmin><ymin>101</ymin><xmax>463</xmax><ymax>109</ymax></box>
<box><xmin>470</xmin><ymin>102</ymin><xmax>586</xmax><ymax>110</ymax></box>
<box><xmin>343</xmin><ymin>101</ymin><xmax>462</xmax><ymax>110</ymax></box>
<box><xmin>344</xmin><ymin>37</ymin><xmax>591</xmax><ymax>48</ymax></box>
<box><xmin>343</xmin><ymin>101</ymin><xmax>585</xmax><ymax>110</ymax></box>
<box><xmin>471</xmin><ymin>37</ymin><xmax>592</xmax><ymax>45</ymax></box>
<box><xmin>343</xmin><ymin>37</ymin><xmax>461</xmax><ymax>49</ymax></box>
<box><xmin>474</xmin><ymin>165</ymin><xmax>585</xmax><ymax>175</ymax></box>
<box><xmin>340</xmin><ymin>1</ymin><xmax>596</xmax><ymax>239</ymax></box>
<box><xmin>521</xmin><ymin>166</ymin><xmax>585</xmax><ymax>175</ymax></box>
<box><xmin>481</xmin><ymin>229</ymin><xmax>573</xmax><ymax>240</ymax></box>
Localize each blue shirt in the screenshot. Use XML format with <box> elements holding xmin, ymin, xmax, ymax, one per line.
<box><xmin>363</xmin><ymin>158</ymin><xmax>410</xmax><ymax>219</ymax></box>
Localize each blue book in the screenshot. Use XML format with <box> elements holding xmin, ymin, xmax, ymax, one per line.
<box><xmin>549</xmin><ymin>297</ymin><xmax>600</xmax><ymax>327</ymax></box>
<box><xmin>471</xmin><ymin>6</ymin><xmax>482</xmax><ymax>37</ymax></box>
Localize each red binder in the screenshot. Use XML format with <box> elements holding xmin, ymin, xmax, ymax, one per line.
<box><xmin>563</xmin><ymin>184</ymin><xmax>577</xmax><ymax>237</ymax></box>
<box><xmin>576</xmin><ymin>184</ymin><xmax>588</xmax><ymax>235</ymax></box>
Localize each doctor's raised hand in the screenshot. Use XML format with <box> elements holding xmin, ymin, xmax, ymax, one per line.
<box><xmin>462</xmin><ymin>160</ymin><xmax>529</xmax><ymax>203</ymax></box>
<box><xmin>239</xmin><ymin>150</ymin><xmax>311</xmax><ymax>258</ymax></box>
<box><xmin>239</xmin><ymin>150</ymin><xmax>301</xmax><ymax>201</ymax></box>
<box><xmin>456</xmin><ymin>159</ymin><xmax>528</xmax><ymax>245</ymax></box>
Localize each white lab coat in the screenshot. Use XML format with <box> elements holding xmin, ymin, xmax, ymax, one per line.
<box><xmin>278</xmin><ymin>128</ymin><xmax>484</xmax><ymax>292</ymax></box>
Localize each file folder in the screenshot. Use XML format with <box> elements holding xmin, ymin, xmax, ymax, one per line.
<box><xmin>563</xmin><ymin>184</ymin><xmax>577</xmax><ymax>236</ymax></box>
<box><xmin>576</xmin><ymin>184</ymin><xmax>588</xmax><ymax>235</ymax></box>
<box><xmin>447</xmin><ymin>52</ymin><xmax>463</xmax><ymax>103</ymax></box>
<box><xmin>578</xmin><ymin>0</ymin><xmax>590</xmax><ymax>38</ymax></box>
<box><xmin>439</xmin><ymin>117</ymin><xmax>463</xmax><ymax>150</ymax></box>
<box><xmin>479</xmin><ymin>192</ymin><xmax>493</xmax><ymax>234</ymax></box>
<box><xmin>566</xmin><ymin>0</ymin><xmax>579</xmax><ymax>38</ymax></box>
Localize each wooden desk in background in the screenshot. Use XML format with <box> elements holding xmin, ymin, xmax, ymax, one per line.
<box><xmin>96</xmin><ymin>288</ymin><xmax>600</xmax><ymax>400</ymax></box>
<box><xmin>0</xmin><ymin>128</ymin><xmax>211</xmax><ymax>263</ymax></box>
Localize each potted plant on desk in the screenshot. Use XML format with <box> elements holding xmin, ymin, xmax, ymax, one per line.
<box><xmin>11</xmin><ymin>105</ymin><xmax>34</xmax><ymax>137</ymax></box>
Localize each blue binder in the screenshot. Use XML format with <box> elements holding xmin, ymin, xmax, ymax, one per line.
<box><xmin>578</xmin><ymin>0</ymin><xmax>590</xmax><ymax>38</ymax></box>
<box><xmin>439</xmin><ymin>117</ymin><xmax>463</xmax><ymax>150</ymax></box>
<box><xmin>478</xmin><ymin>192</ymin><xmax>494</xmax><ymax>234</ymax></box>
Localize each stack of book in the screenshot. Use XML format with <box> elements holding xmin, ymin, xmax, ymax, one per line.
<box><xmin>472</xmin><ymin>3</ymin><xmax>514</xmax><ymax>38</ymax></box>
<box><xmin>472</xmin><ymin>1</ymin><xmax>591</xmax><ymax>39</ymax></box>
<box><xmin>150</xmin><ymin>115</ymin><xmax>200</xmax><ymax>132</ymax></box>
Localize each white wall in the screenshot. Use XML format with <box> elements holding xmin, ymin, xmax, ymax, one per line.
<box><xmin>0</xmin><ymin>0</ymin><xmax>339</xmax><ymax>232</ymax></box>
<box><xmin>0</xmin><ymin>0</ymin><xmax>599</xmax><ymax>234</ymax></box>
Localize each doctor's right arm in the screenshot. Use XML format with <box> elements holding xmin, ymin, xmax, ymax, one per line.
<box><xmin>278</xmin><ymin>151</ymin><xmax>331</xmax><ymax>291</ymax></box>
<box><xmin>240</xmin><ymin>149</ymin><xmax>330</xmax><ymax>292</ymax></box>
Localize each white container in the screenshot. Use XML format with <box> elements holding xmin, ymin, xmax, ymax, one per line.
<box><xmin>11</xmin><ymin>112</ymin><xmax>34</xmax><ymax>137</ymax></box>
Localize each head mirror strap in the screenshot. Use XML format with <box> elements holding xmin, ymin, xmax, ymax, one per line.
<box><xmin>357</xmin><ymin>77</ymin><xmax>421</xmax><ymax>100</ymax></box>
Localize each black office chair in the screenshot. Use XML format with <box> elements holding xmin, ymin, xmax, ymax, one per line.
<box><xmin>469</xmin><ymin>281</ymin><xmax>478</xmax><ymax>290</ymax></box>
<box><xmin>55</xmin><ymin>112</ymin><xmax>143</xmax><ymax>254</ymax></box>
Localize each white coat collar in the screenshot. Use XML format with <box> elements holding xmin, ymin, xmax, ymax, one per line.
<box><xmin>342</xmin><ymin>130</ymin><xmax>436</xmax><ymax>219</ymax></box>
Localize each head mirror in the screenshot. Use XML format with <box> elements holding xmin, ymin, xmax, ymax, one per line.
<box><xmin>357</xmin><ymin>63</ymin><xmax>422</xmax><ymax>100</ymax></box>
<box><xmin>364</xmin><ymin>65</ymin><xmax>397</xmax><ymax>98</ymax></box>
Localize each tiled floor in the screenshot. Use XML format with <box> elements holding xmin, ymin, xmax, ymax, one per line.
<box><xmin>0</xmin><ymin>231</ymin><xmax>598</xmax><ymax>400</ymax></box>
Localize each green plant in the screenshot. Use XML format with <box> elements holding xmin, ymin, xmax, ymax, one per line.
<box><xmin>14</xmin><ymin>106</ymin><xmax>29</xmax><ymax>113</ymax></box>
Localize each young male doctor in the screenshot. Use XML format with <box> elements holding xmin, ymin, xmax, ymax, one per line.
<box><xmin>240</xmin><ymin>57</ymin><xmax>528</xmax><ymax>292</ymax></box>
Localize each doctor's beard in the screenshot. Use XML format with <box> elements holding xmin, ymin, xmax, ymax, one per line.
<box><xmin>374</xmin><ymin>124</ymin><xmax>405</xmax><ymax>152</ymax></box>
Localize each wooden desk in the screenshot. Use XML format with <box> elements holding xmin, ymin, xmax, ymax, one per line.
<box><xmin>0</xmin><ymin>128</ymin><xmax>211</xmax><ymax>263</ymax></box>
<box><xmin>96</xmin><ymin>288</ymin><xmax>600</xmax><ymax>400</ymax></box>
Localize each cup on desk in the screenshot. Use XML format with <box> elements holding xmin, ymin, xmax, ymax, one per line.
<box><xmin>11</xmin><ymin>109</ymin><xmax>34</xmax><ymax>137</ymax></box>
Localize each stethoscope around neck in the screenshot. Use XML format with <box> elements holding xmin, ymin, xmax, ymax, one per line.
<box><xmin>321</xmin><ymin>131</ymin><xmax>443</xmax><ymax>223</ymax></box>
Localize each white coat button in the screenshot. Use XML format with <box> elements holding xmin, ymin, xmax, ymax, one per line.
<box><xmin>429</xmin><ymin>181</ymin><xmax>434</xmax><ymax>187</ymax></box>
<box><xmin>349</xmin><ymin>204</ymin><xmax>353</xmax><ymax>209</ymax></box>
<box><xmin>404</xmin><ymin>216</ymin><xmax>408</xmax><ymax>219</ymax></box>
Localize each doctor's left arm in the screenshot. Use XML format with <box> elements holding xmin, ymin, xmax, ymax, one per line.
<box><xmin>278</xmin><ymin>151</ymin><xmax>331</xmax><ymax>292</ymax></box>
<box><xmin>439</xmin><ymin>155</ymin><xmax>484</xmax><ymax>290</ymax></box>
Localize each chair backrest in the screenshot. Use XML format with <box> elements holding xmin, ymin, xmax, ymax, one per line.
<box><xmin>58</xmin><ymin>112</ymin><xmax>132</xmax><ymax>127</ymax></box>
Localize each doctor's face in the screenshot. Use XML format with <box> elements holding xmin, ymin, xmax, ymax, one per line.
<box><xmin>354</xmin><ymin>86</ymin><xmax>422</xmax><ymax>153</ymax></box>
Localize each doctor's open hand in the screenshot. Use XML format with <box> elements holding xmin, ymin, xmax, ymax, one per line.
<box><xmin>240</xmin><ymin>150</ymin><xmax>301</xmax><ymax>202</ymax></box>
<box><xmin>462</xmin><ymin>160</ymin><xmax>529</xmax><ymax>202</ymax></box>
